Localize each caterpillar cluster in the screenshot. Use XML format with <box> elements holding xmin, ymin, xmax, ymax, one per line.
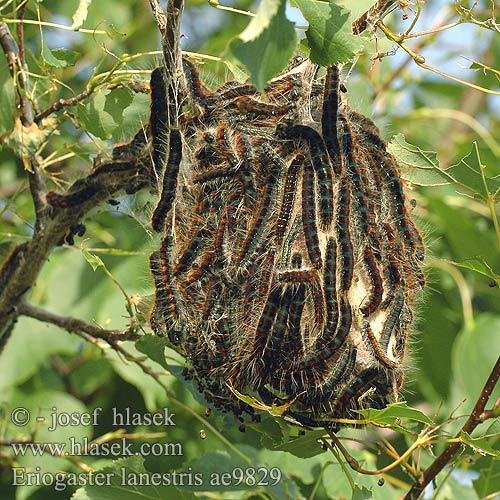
<box><xmin>149</xmin><ymin>57</ymin><xmax>425</xmax><ymax>428</ymax></box>
<box><xmin>46</xmin><ymin>58</ymin><xmax>425</xmax><ymax>427</ymax></box>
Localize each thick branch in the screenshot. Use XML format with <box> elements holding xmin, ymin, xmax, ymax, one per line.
<box><xmin>0</xmin><ymin>161</ymin><xmax>149</xmax><ymax>340</ymax></box>
<box><xmin>352</xmin><ymin>0</ymin><xmax>400</xmax><ymax>34</ymax></box>
<box><xmin>149</xmin><ymin>0</ymin><xmax>167</xmax><ymax>34</ymax></box>
<box><xmin>404</xmin><ymin>355</ymin><xmax>500</xmax><ymax>500</ymax></box>
<box><xmin>17</xmin><ymin>302</ymin><xmax>141</xmax><ymax>342</ymax></box>
<box><xmin>0</xmin><ymin>21</ymin><xmax>33</xmax><ymax>125</ymax></box>
<box><xmin>160</xmin><ymin>0</ymin><xmax>185</xmax><ymax>130</ymax></box>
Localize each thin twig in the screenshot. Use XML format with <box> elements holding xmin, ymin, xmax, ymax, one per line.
<box><xmin>17</xmin><ymin>301</ymin><xmax>142</xmax><ymax>341</ymax></box>
<box><xmin>34</xmin><ymin>89</ymin><xmax>93</xmax><ymax>123</ymax></box>
<box><xmin>326</xmin><ymin>428</ymin><xmax>429</xmax><ymax>477</ymax></box>
<box><xmin>404</xmin><ymin>355</ymin><xmax>500</xmax><ymax>500</ymax></box>
<box><xmin>376</xmin><ymin>20</ymin><xmax>500</xmax><ymax>95</ymax></box>
<box><xmin>106</xmin><ymin>338</ymin><xmax>253</xmax><ymax>465</ymax></box>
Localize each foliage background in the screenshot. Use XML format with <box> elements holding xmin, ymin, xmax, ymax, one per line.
<box><xmin>0</xmin><ymin>0</ymin><xmax>499</xmax><ymax>499</ymax></box>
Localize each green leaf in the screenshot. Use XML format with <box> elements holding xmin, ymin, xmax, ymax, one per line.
<box><xmin>391</xmin><ymin>137</ymin><xmax>500</xmax><ymax>199</ymax></box>
<box><xmin>446</xmin><ymin>142</ymin><xmax>500</xmax><ymax>200</ymax></box>
<box><xmin>473</xmin><ymin>456</ymin><xmax>500</xmax><ymax>498</ymax></box>
<box><xmin>460</xmin><ymin>431</ymin><xmax>500</xmax><ymax>458</ymax></box>
<box><xmin>183</xmin><ymin>450</ymin><xmax>250</xmax><ymax>491</ymax></box>
<box><xmin>77</xmin><ymin>93</ymin><xmax>116</xmax><ymax>140</ymax></box>
<box><xmin>104</xmin><ymin>88</ymin><xmax>134</xmax><ymax>126</ymax></box>
<box><xmin>353</xmin><ymin>486</ymin><xmax>374</xmax><ymax>500</ymax></box>
<box><xmin>321</xmin><ymin>450</ymin><xmax>402</xmax><ymax>500</ymax></box>
<box><xmin>270</xmin><ymin>429</ymin><xmax>326</xmax><ymax>458</ymax></box>
<box><xmin>41</xmin><ymin>46</ymin><xmax>80</xmax><ymax>68</ymax></box>
<box><xmin>222</xmin><ymin>59</ymin><xmax>249</xmax><ymax>82</ymax></box>
<box><xmin>292</xmin><ymin>0</ymin><xmax>365</xmax><ymax>66</ymax></box>
<box><xmin>7</xmin><ymin>389</ymin><xmax>92</xmax><ymax>500</ymax></box>
<box><xmin>452</xmin><ymin>314</ymin><xmax>500</xmax><ymax>416</ymax></box>
<box><xmin>0</xmin><ymin>56</ymin><xmax>15</xmax><ymax>136</ymax></box>
<box><xmin>183</xmin><ymin>446</ymin><xmax>302</xmax><ymax>498</ymax></box>
<box><xmin>2</xmin><ymin>118</ymin><xmax>59</xmax><ymax>165</ymax></box>
<box><xmin>0</xmin><ymin>316</ymin><xmax>79</xmax><ymax>390</ymax></box>
<box><xmin>355</xmin><ymin>402</ymin><xmax>432</xmax><ymax>426</ymax></box>
<box><xmin>248</xmin><ymin>416</ymin><xmax>288</xmax><ymax>449</ymax></box>
<box><xmin>50</xmin><ymin>48</ymin><xmax>81</xmax><ymax>68</ymax></box>
<box><xmin>72</xmin><ymin>455</ymin><xmax>197</xmax><ymax>499</ymax></box>
<box><xmin>82</xmin><ymin>249</ymin><xmax>105</xmax><ymax>271</ymax></box>
<box><xmin>107</xmin><ymin>342</ymin><xmax>171</xmax><ymax>411</ymax></box>
<box><xmin>449</xmin><ymin>257</ymin><xmax>500</xmax><ymax>286</ymax></box>
<box><xmin>71</xmin><ymin>0</ymin><xmax>92</xmax><ymax>30</ymax></box>
<box><xmin>388</xmin><ymin>133</ymin><xmax>447</xmax><ymax>186</ymax></box>
<box><xmin>112</xmin><ymin>91</ymin><xmax>150</xmax><ymax>142</ymax></box>
<box><xmin>135</xmin><ymin>335</ymin><xmax>170</xmax><ymax>370</ymax></box>
<box><xmin>230</xmin><ymin>0</ymin><xmax>297</xmax><ymax>90</ymax></box>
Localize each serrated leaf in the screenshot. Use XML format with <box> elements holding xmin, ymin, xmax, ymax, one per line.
<box><xmin>391</xmin><ymin>137</ymin><xmax>500</xmax><ymax>199</ymax></box>
<box><xmin>352</xmin><ymin>486</ymin><xmax>374</xmax><ymax>500</ymax></box>
<box><xmin>135</xmin><ymin>335</ymin><xmax>169</xmax><ymax>370</ymax></box>
<box><xmin>449</xmin><ymin>257</ymin><xmax>500</xmax><ymax>286</ymax></box>
<box><xmin>49</xmin><ymin>48</ymin><xmax>81</xmax><ymax>67</ymax></box>
<box><xmin>388</xmin><ymin>133</ymin><xmax>447</xmax><ymax>186</ymax></box>
<box><xmin>460</xmin><ymin>431</ymin><xmax>500</xmax><ymax>457</ymax></box>
<box><xmin>71</xmin><ymin>0</ymin><xmax>92</xmax><ymax>30</ymax></box>
<box><xmin>41</xmin><ymin>44</ymin><xmax>64</xmax><ymax>68</ymax></box>
<box><xmin>248</xmin><ymin>416</ymin><xmax>288</xmax><ymax>448</ymax></box>
<box><xmin>355</xmin><ymin>402</ymin><xmax>432</xmax><ymax>426</ymax></box>
<box><xmin>77</xmin><ymin>93</ymin><xmax>116</xmax><ymax>140</ymax></box>
<box><xmin>41</xmin><ymin>45</ymin><xmax>80</xmax><ymax>68</ymax></box>
<box><xmin>447</xmin><ymin>142</ymin><xmax>500</xmax><ymax>200</ymax></box>
<box><xmin>104</xmin><ymin>88</ymin><xmax>134</xmax><ymax>126</ymax></box>
<box><xmin>270</xmin><ymin>429</ymin><xmax>326</xmax><ymax>458</ymax></box>
<box><xmin>230</xmin><ymin>0</ymin><xmax>296</xmax><ymax>90</ymax></box>
<box><xmin>292</xmin><ymin>0</ymin><xmax>365</xmax><ymax>66</ymax></box>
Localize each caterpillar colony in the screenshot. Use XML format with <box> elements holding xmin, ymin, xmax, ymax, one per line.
<box><xmin>47</xmin><ymin>57</ymin><xmax>425</xmax><ymax>429</ymax></box>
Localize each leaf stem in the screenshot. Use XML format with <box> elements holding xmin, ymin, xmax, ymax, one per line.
<box><xmin>207</xmin><ymin>0</ymin><xmax>255</xmax><ymax>17</ymax></box>
<box><xmin>403</xmin><ymin>1</ymin><xmax>423</xmax><ymax>36</ymax></box>
<box><xmin>377</xmin><ymin>21</ymin><xmax>500</xmax><ymax>95</ymax></box>
<box><xmin>403</xmin><ymin>19</ymin><xmax>464</xmax><ymax>39</ymax></box>
<box><xmin>476</xmin><ymin>143</ymin><xmax>500</xmax><ymax>249</ymax></box>
<box><xmin>0</xmin><ymin>17</ymin><xmax>108</xmax><ymax>35</ymax></box>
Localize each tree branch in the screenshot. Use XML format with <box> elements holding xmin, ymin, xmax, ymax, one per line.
<box><xmin>149</xmin><ymin>0</ymin><xmax>167</xmax><ymax>34</ymax></box>
<box><xmin>0</xmin><ymin>21</ymin><xmax>33</xmax><ymax>125</ymax></box>
<box><xmin>34</xmin><ymin>88</ymin><xmax>93</xmax><ymax>123</ymax></box>
<box><xmin>0</xmin><ymin>160</ymin><xmax>149</xmax><ymax>345</ymax></box>
<box><xmin>17</xmin><ymin>301</ymin><xmax>141</xmax><ymax>342</ymax></box>
<box><xmin>160</xmin><ymin>0</ymin><xmax>185</xmax><ymax>130</ymax></box>
<box><xmin>352</xmin><ymin>0</ymin><xmax>400</xmax><ymax>34</ymax></box>
<box><xmin>404</xmin><ymin>355</ymin><xmax>500</xmax><ymax>500</ymax></box>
